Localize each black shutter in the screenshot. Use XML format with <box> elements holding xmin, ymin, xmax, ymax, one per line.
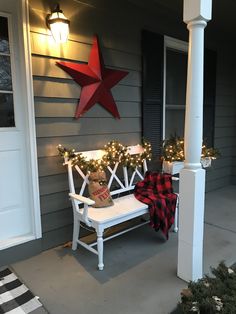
<box><xmin>142</xmin><ymin>30</ymin><xmax>164</xmax><ymax>160</ymax></box>
<box><xmin>203</xmin><ymin>49</ymin><xmax>217</xmax><ymax>147</ymax></box>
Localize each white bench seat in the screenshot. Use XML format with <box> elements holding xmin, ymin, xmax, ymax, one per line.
<box><xmin>81</xmin><ymin>194</ymin><xmax>148</xmax><ymax>225</ymax></box>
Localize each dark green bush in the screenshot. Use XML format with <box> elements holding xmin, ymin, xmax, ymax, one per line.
<box><xmin>177</xmin><ymin>262</ymin><xmax>236</xmax><ymax>314</ymax></box>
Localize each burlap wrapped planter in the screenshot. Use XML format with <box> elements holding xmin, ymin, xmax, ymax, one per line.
<box><xmin>88</xmin><ymin>171</ymin><xmax>114</xmax><ymax>208</ymax></box>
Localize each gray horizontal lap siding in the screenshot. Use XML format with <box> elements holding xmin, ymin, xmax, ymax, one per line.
<box><xmin>205</xmin><ymin>47</ymin><xmax>236</xmax><ymax>191</ymax></box>
<box><xmin>37</xmin><ymin>133</ymin><xmax>141</xmax><ymax>158</ymax></box>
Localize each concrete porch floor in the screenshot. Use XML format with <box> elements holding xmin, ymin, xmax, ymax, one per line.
<box><xmin>11</xmin><ymin>185</ymin><xmax>236</xmax><ymax>314</ymax></box>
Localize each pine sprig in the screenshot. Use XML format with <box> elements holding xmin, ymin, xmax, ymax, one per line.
<box><xmin>162</xmin><ymin>135</ymin><xmax>220</xmax><ymax>162</ymax></box>
<box><xmin>178</xmin><ymin>262</ymin><xmax>236</xmax><ymax>313</ymax></box>
<box><xmin>57</xmin><ymin>140</ymin><xmax>152</xmax><ymax>172</ymax></box>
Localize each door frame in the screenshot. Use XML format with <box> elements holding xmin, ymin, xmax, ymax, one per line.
<box><xmin>22</xmin><ymin>0</ymin><xmax>42</xmax><ymax>242</ymax></box>
<box><xmin>0</xmin><ymin>0</ymin><xmax>42</xmax><ymax>249</ymax></box>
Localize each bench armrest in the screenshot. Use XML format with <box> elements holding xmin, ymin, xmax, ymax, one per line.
<box><xmin>69</xmin><ymin>193</ymin><xmax>95</xmax><ymax>206</ymax></box>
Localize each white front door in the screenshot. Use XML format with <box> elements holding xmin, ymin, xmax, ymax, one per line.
<box><xmin>0</xmin><ymin>0</ymin><xmax>41</xmax><ymax>249</ymax></box>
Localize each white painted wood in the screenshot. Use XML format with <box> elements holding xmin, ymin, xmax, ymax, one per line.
<box><xmin>66</xmin><ymin>145</ymin><xmax>179</xmax><ymax>270</ymax></box>
<box><xmin>173</xmin><ymin>195</ymin><xmax>179</xmax><ymax>233</ymax></box>
<box><xmin>91</xmin><ymin>220</ymin><xmax>149</xmax><ymax>245</ymax></box>
<box><xmin>184</xmin><ymin>19</ymin><xmax>206</xmax><ymax>169</ymax></box>
<box><xmin>97</xmin><ymin>226</ymin><xmax>104</xmax><ymax>270</ymax></box>
<box><xmin>0</xmin><ymin>235</ymin><xmax>36</xmax><ymax>251</ymax></box>
<box><xmin>178</xmin><ymin>0</ymin><xmax>212</xmax><ymax>282</ymax></box>
<box><xmin>178</xmin><ymin>169</ymin><xmax>205</xmax><ymax>281</ymax></box>
<box><xmin>77</xmin><ymin>220</ymin><xmax>150</xmax><ymax>261</ymax></box>
<box><xmin>163</xmin><ymin>161</ymin><xmax>184</xmax><ymax>175</ymax></box>
<box><xmin>0</xmin><ymin>0</ymin><xmax>41</xmax><ymax>250</ymax></box>
<box><xmin>72</xmin><ymin>217</ymin><xmax>80</xmax><ymax>251</ymax></box>
<box><xmin>78</xmin><ymin>194</ymin><xmax>148</xmax><ymax>224</ymax></box>
<box><xmin>69</xmin><ymin>193</ymin><xmax>95</xmax><ymax>206</ymax></box>
<box><xmin>77</xmin><ymin>240</ymin><xmax>98</xmax><ymax>255</ymax></box>
<box><xmin>107</xmin><ymin>164</ymin><xmax>125</xmax><ymax>190</ymax></box>
<box><xmin>184</xmin><ymin>0</ymin><xmax>212</xmax><ymax>23</ymax></box>
<box><xmin>22</xmin><ymin>0</ymin><xmax>41</xmax><ymax>242</ymax></box>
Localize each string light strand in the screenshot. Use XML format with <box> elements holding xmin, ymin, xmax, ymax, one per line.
<box><xmin>57</xmin><ymin>140</ymin><xmax>152</xmax><ymax>172</ymax></box>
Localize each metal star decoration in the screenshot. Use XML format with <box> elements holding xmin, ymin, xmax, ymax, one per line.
<box><xmin>56</xmin><ymin>35</ymin><xmax>129</xmax><ymax>119</ymax></box>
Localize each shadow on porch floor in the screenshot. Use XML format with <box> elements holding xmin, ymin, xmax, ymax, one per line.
<box><xmin>12</xmin><ymin>185</ymin><xmax>236</xmax><ymax>314</ymax></box>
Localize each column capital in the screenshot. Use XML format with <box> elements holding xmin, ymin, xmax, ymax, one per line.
<box><xmin>183</xmin><ymin>0</ymin><xmax>212</xmax><ymax>24</ymax></box>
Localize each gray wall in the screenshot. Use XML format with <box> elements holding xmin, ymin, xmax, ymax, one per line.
<box><xmin>28</xmin><ymin>0</ymin><xmax>236</xmax><ymax>250</ymax></box>
<box><xmin>205</xmin><ymin>45</ymin><xmax>236</xmax><ymax>191</ymax></box>
<box><xmin>232</xmin><ymin>46</ymin><xmax>236</xmax><ymax>185</ymax></box>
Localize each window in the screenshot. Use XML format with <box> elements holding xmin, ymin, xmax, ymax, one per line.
<box><xmin>0</xmin><ymin>15</ymin><xmax>15</xmax><ymax>127</ymax></box>
<box><xmin>164</xmin><ymin>37</ymin><xmax>188</xmax><ymax>140</ymax></box>
<box><xmin>142</xmin><ymin>30</ymin><xmax>216</xmax><ymax>158</ymax></box>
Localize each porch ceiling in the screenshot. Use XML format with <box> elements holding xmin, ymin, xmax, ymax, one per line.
<box><xmin>129</xmin><ymin>0</ymin><xmax>236</xmax><ymax>41</ymax></box>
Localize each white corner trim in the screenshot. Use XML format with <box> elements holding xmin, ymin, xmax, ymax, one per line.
<box><xmin>21</xmin><ymin>0</ymin><xmax>42</xmax><ymax>239</ymax></box>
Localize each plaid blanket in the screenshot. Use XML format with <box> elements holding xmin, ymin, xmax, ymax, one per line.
<box><xmin>134</xmin><ymin>171</ymin><xmax>177</xmax><ymax>239</ymax></box>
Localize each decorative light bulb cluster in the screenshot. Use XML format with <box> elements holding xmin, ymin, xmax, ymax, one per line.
<box><xmin>201</xmin><ymin>145</ymin><xmax>219</xmax><ymax>160</ymax></box>
<box><xmin>103</xmin><ymin>141</ymin><xmax>128</xmax><ymax>166</ymax></box>
<box><xmin>162</xmin><ymin>135</ymin><xmax>220</xmax><ymax>162</ymax></box>
<box><xmin>162</xmin><ymin>137</ymin><xmax>184</xmax><ymax>162</ymax></box>
<box><xmin>57</xmin><ymin>140</ymin><xmax>152</xmax><ymax>172</ymax></box>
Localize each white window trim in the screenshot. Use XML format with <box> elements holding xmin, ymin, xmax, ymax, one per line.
<box><xmin>21</xmin><ymin>0</ymin><xmax>42</xmax><ymax>240</ymax></box>
<box><xmin>163</xmin><ymin>36</ymin><xmax>188</xmax><ymax>140</ymax></box>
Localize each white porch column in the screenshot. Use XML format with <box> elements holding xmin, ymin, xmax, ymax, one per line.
<box><xmin>177</xmin><ymin>0</ymin><xmax>212</xmax><ymax>282</ymax></box>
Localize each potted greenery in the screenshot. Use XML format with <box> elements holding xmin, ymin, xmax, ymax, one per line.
<box><xmin>162</xmin><ymin>135</ymin><xmax>220</xmax><ymax>175</ymax></box>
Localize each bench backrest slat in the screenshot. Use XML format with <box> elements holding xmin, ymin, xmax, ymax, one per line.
<box><xmin>65</xmin><ymin>145</ymin><xmax>148</xmax><ymax>204</ymax></box>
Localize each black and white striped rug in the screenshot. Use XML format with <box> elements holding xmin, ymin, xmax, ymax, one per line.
<box><xmin>0</xmin><ymin>268</ymin><xmax>42</xmax><ymax>314</ymax></box>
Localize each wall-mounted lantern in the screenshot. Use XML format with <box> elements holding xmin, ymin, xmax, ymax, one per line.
<box><xmin>47</xmin><ymin>4</ymin><xmax>70</xmax><ymax>44</ymax></box>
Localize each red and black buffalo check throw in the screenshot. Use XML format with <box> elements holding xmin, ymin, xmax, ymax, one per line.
<box><xmin>134</xmin><ymin>171</ymin><xmax>177</xmax><ymax>239</ymax></box>
<box><xmin>0</xmin><ymin>268</ymin><xmax>42</xmax><ymax>313</ymax></box>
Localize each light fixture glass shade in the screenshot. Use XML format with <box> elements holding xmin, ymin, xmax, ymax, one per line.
<box><xmin>47</xmin><ymin>7</ymin><xmax>70</xmax><ymax>44</ymax></box>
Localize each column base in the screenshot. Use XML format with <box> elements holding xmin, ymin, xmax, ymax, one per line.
<box><xmin>177</xmin><ymin>168</ymin><xmax>206</xmax><ymax>282</ymax></box>
<box><xmin>177</xmin><ymin>239</ymin><xmax>203</xmax><ymax>282</ymax></box>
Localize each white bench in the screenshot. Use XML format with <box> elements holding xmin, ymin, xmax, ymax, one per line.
<box><xmin>65</xmin><ymin>145</ymin><xmax>178</xmax><ymax>270</ymax></box>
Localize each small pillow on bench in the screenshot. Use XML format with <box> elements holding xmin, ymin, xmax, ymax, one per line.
<box><xmin>88</xmin><ymin>171</ymin><xmax>114</xmax><ymax>208</ymax></box>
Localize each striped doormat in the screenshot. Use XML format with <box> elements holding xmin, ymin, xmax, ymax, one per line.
<box><xmin>0</xmin><ymin>268</ymin><xmax>42</xmax><ymax>314</ymax></box>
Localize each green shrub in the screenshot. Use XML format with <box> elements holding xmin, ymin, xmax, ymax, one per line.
<box><xmin>177</xmin><ymin>262</ymin><xmax>236</xmax><ymax>314</ymax></box>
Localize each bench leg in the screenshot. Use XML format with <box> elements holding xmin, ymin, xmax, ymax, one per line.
<box><xmin>96</xmin><ymin>227</ymin><xmax>104</xmax><ymax>270</ymax></box>
<box><xmin>72</xmin><ymin>217</ymin><xmax>80</xmax><ymax>251</ymax></box>
<box><xmin>174</xmin><ymin>197</ymin><xmax>179</xmax><ymax>233</ymax></box>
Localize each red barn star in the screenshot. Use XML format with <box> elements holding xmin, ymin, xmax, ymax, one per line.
<box><xmin>56</xmin><ymin>35</ymin><xmax>129</xmax><ymax>119</ymax></box>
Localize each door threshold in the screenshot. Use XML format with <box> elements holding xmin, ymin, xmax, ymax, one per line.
<box><xmin>0</xmin><ymin>234</ymin><xmax>35</xmax><ymax>250</ymax></box>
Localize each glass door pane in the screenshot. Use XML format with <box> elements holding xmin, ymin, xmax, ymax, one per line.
<box><xmin>0</xmin><ymin>93</ymin><xmax>14</xmax><ymax>127</ymax></box>
<box><xmin>0</xmin><ymin>16</ymin><xmax>10</xmax><ymax>53</ymax></box>
<box><xmin>0</xmin><ymin>15</ymin><xmax>15</xmax><ymax>127</ymax></box>
<box><xmin>0</xmin><ymin>55</ymin><xmax>12</xmax><ymax>90</ymax></box>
